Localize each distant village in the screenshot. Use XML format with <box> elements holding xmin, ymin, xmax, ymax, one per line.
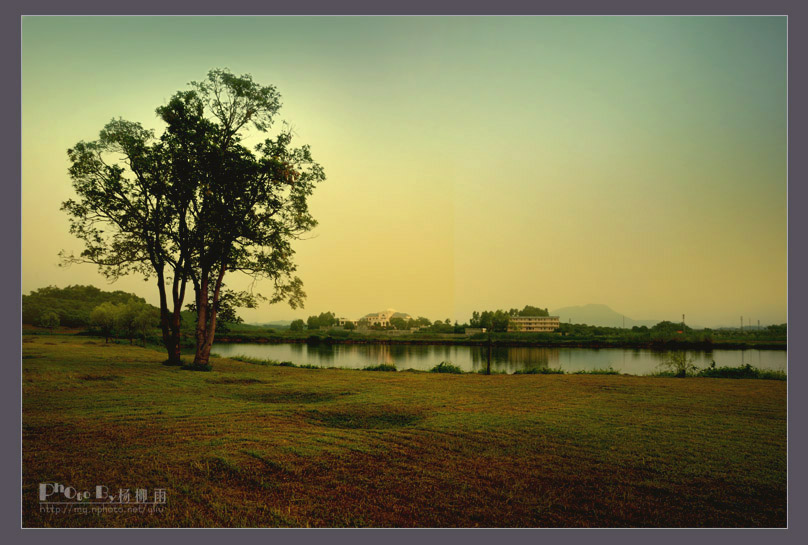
<box><xmin>333</xmin><ymin>308</ymin><xmax>560</xmax><ymax>334</ymax></box>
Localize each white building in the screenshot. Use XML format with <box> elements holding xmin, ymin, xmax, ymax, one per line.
<box><xmin>507</xmin><ymin>316</ymin><xmax>560</xmax><ymax>333</ymax></box>
<box><xmin>338</xmin><ymin>309</ymin><xmax>413</xmax><ymax>328</ymax></box>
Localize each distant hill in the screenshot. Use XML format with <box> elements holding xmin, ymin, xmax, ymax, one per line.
<box><xmin>22</xmin><ymin>285</ymin><xmax>150</xmax><ymax>327</ymax></box>
<box><xmin>550</xmin><ymin>304</ymin><xmax>659</xmax><ymax>328</ymax></box>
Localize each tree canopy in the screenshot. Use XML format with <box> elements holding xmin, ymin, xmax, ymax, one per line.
<box><xmin>62</xmin><ymin>69</ymin><xmax>325</xmax><ymax>368</ymax></box>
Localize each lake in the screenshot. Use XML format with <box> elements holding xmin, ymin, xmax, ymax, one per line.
<box><xmin>211</xmin><ymin>342</ymin><xmax>787</xmax><ymax>375</ymax></box>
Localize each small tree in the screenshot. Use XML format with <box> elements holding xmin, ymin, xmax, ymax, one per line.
<box><xmin>317</xmin><ymin>311</ymin><xmax>336</xmax><ymax>328</ymax></box>
<box><xmin>115</xmin><ymin>301</ymin><xmax>145</xmax><ymax>345</ymax></box>
<box><xmin>134</xmin><ymin>306</ymin><xmax>160</xmax><ymax>346</ymax></box>
<box><xmin>289</xmin><ymin>319</ymin><xmax>305</xmax><ymax>331</ymax></box>
<box><xmin>660</xmin><ymin>352</ymin><xmax>698</xmax><ymax>378</ymax></box>
<box><xmin>90</xmin><ymin>302</ymin><xmax>118</xmax><ymax>343</ymax></box>
<box><xmin>35</xmin><ymin>310</ymin><xmax>60</xmax><ymax>330</ymax></box>
<box><xmin>343</xmin><ymin>321</ymin><xmax>356</xmax><ymax>331</ymax></box>
<box><xmin>389</xmin><ymin>317</ymin><xmax>407</xmax><ymax>330</ymax></box>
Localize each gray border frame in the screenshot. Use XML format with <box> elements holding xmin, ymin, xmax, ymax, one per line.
<box><xmin>5</xmin><ymin>0</ymin><xmax>804</xmax><ymax>543</ymax></box>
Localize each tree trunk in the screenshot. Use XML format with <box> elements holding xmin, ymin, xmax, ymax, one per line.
<box><xmin>157</xmin><ymin>268</ymin><xmax>183</xmax><ymax>366</ymax></box>
<box><xmin>192</xmin><ymin>273</ymin><xmax>210</xmax><ymax>367</ymax></box>
<box><xmin>192</xmin><ymin>265</ymin><xmax>225</xmax><ymax>368</ymax></box>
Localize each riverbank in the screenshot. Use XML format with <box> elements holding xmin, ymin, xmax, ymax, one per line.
<box><xmin>23</xmin><ymin>335</ymin><xmax>786</xmax><ymax>527</ymax></box>
<box><xmin>23</xmin><ymin>326</ymin><xmax>787</xmax><ymax>351</ymax></box>
<box><xmin>215</xmin><ymin>332</ymin><xmax>787</xmax><ymax>351</ymax></box>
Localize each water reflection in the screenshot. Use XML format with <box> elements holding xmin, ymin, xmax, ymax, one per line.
<box><xmin>211</xmin><ymin>342</ymin><xmax>786</xmax><ymax>375</ymax></box>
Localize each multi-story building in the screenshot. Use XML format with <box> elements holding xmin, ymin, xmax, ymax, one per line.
<box><xmin>363</xmin><ymin>309</ymin><xmax>413</xmax><ymax>327</ymax></box>
<box><xmin>338</xmin><ymin>309</ymin><xmax>412</xmax><ymax>328</ymax></box>
<box><xmin>507</xmin><ymin>315</ymin><xmax>560</xmax><ymax>333</ymax></box>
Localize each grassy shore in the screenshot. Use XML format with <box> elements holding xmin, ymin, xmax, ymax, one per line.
<box><xmin>22</xmin><ymin>335</ymin><xmax>786</xmax><ymax>527</ymax></box>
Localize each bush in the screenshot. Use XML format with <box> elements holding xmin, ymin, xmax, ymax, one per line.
<box><xmin>697</xmin><ymin>363</ymin><xmax>786</xmax><ymax>380</ymax></box>
<box><xmin>363</xmin><ymin>363</ymin><xmax>397</xmax><ymax>372</ymax></box>
<box><xmin>658</xmin><ymin>352</ymin><xmax>697</xmax><ymax>377</ymax></box>
<box><xmin>229</xmin><ymin>356</ymin><xmax>281</xmax><ymax>366</ymax></box>
<box><xmin>429</xmin><ymin>361</ymin><xmax>463</xmax><ymax>374</ymax></box>
<box><xmin>573</xmin><ymin>367</ymin><xmax>619</xmax><ymax>375</ymax></box>
<box><xmin>35</xmin><ymin>310</ymin><xmax>60</xmax><ymax>330</ymax></box>
<box><xmin>513</xmin><ymin>367</ymin><xmax>564</xmax><ymax>375</ymax></box>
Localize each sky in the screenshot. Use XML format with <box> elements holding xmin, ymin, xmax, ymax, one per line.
<box><xmin>21</xmin><ymin>16</ymin><xmax>787</xmax><ymax>327</ymax></box>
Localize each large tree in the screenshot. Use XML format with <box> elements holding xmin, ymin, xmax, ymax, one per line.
<box><xmin>62</xmin><ymin>69</ymin><xmax>325</xmax><ymax>368</ymax></box>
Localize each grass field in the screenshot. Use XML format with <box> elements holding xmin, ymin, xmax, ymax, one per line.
<box><xmin>22</xmin><ymin>335</ymin><xmax>787</xmax><ymax>528</ymax></box>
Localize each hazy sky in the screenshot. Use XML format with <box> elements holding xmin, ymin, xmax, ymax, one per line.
<box><xmin>22</xmin><ymin>16</ymin><xmax>787</xmax><ymax>327</ymax></box>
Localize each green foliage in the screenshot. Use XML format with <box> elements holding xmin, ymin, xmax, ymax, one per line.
<box><xmin>467</xmin><ymin>305</ymin><xmax>549</xmax><ymax>332</ymax></box>
<box><xmin>133</xmin><ymin>307</ymin><xmax>160</xmax><ymax>342</ymax></box>
<box><xmin>62</xmin><ymin>68</ymin><xmax>325</xmax><ymax>367</ymax></box>
<box><xmin>89</xmin><ymin>302</ymin><xmax>119</xmax><ymax>341</ymax></box>
<box><xmin>35</xmin><ymin>310</ymin><xmax>60</xmax><ymax>330</ymax></box>
<box><xmin>307</xmin><ymin>312</ymin><xmax>336</xmax><ymax>330</ymax></box>
<box><xmin>697</xmin><ymin>363</ymin><xmax>786</xmax><ymax>380</ymax></box>
<box><xmin>572</xmin><ymin>367</ymin><xmax>620</xmax><ymax>375</ymax></box>
<box><xmin>659</xmin><ymin>352</ymin><xmax>698</xmax><ymax>377</ymax></box>
<box><xmin>362</xmin><ymin>364</ymin><xmax>397</xmax><ymax>372</ymax></box>
<box><xmin>115</xmin><ymin>301</ymin><xmax>145</xmax><ymax>343</ymax></box>
<box><xmin>289</xmin><ymin>319</ymin><xmax>305</xmax><ymax>331</ymax></box>
<box><xmin>556</xmin><ymin>321</ymin><xmax>786</xmax><ymax>345</ymax></box>
<box><xmin>515</xmin><ymin>305</ymin><xmax>550</xmax><ymax>317</ymax></box>
<box><xmin>23</xmin><ymin>285</ymin><xmax>147</xmax><ymax>327</ymax></box>
<box><xmin>389</xmin><ymin>317</ymin><xmax>408</xmax><ymax>330</ymax></box>
<box><xmin>229</xmin><ymin>356</ymin><xmax>282</xmax><ymax>366</ymax></box>
<box><xmin>513</xmin><ymin>367</ymin><xmax>564</xmax><ymax>374</ymax></box>
<box><xmin>429</xmin><ymin>361</ymin><xmax>463</xmax><ymax>374</ymax></box>
<box><xmin>87</xmin><ymin>300</ymin><xmax>160</xmax><ymax>344</ymax></box>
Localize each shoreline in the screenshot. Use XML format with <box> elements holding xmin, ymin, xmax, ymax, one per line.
<box><xmin>213</xmin><ymin>335</ymin><xmax>787</xmax><ymax>351</ymax></box>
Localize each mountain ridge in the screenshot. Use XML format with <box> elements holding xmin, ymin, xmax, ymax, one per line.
<box><xmin>550</xmin><ymin>304</ymin><xmax>660</xmax><ymax>328</ymax></box>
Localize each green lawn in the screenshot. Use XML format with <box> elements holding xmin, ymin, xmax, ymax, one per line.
<box><xmin>22</xmin><ymin>335</ymin><xmax>787</xmax><ymax>527</ymax></box>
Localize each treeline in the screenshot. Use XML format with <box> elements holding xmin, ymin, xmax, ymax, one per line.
<box><xmin>294</xmin><ymin>311</ymin><xmax>437</xmax><ymax>332</ymax></box>
<box><xmin>23</xmin><ymin>285</ymin><xmax>246</xmax><ymax>341</ymax></box>
<box><xmin>22</xmin><ymin>285</ymin><xmax>149</xmax><ymax>328</ymax></box>
<box><xmin>555</xmin><ymin>320</ymin><xmax>787</xmax><ymax>343</ymax></box>
<box><xmin>291</xmin><ymin>305</ymin><xmax>551</xmax><ymax>334</ymax></box>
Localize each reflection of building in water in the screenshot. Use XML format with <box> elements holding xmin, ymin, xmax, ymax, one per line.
<box><xmin>363</xmin><ymin>343</ymin><xmax>394</xmax><ymax>364</ymax></box>
<box><xmin>470</xmin><ymin>346</ymin><xmax>560</xmax><ymax>372</ymax></box>
<box><xmin>507</xmin><ymin>316</ymin><xmax>560</xmax><ymax>332</ymax></box>
<box><xmin>506</xmin><ymin>347</ymin><xmax>560</xmax><ymax>367</ymax></box>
